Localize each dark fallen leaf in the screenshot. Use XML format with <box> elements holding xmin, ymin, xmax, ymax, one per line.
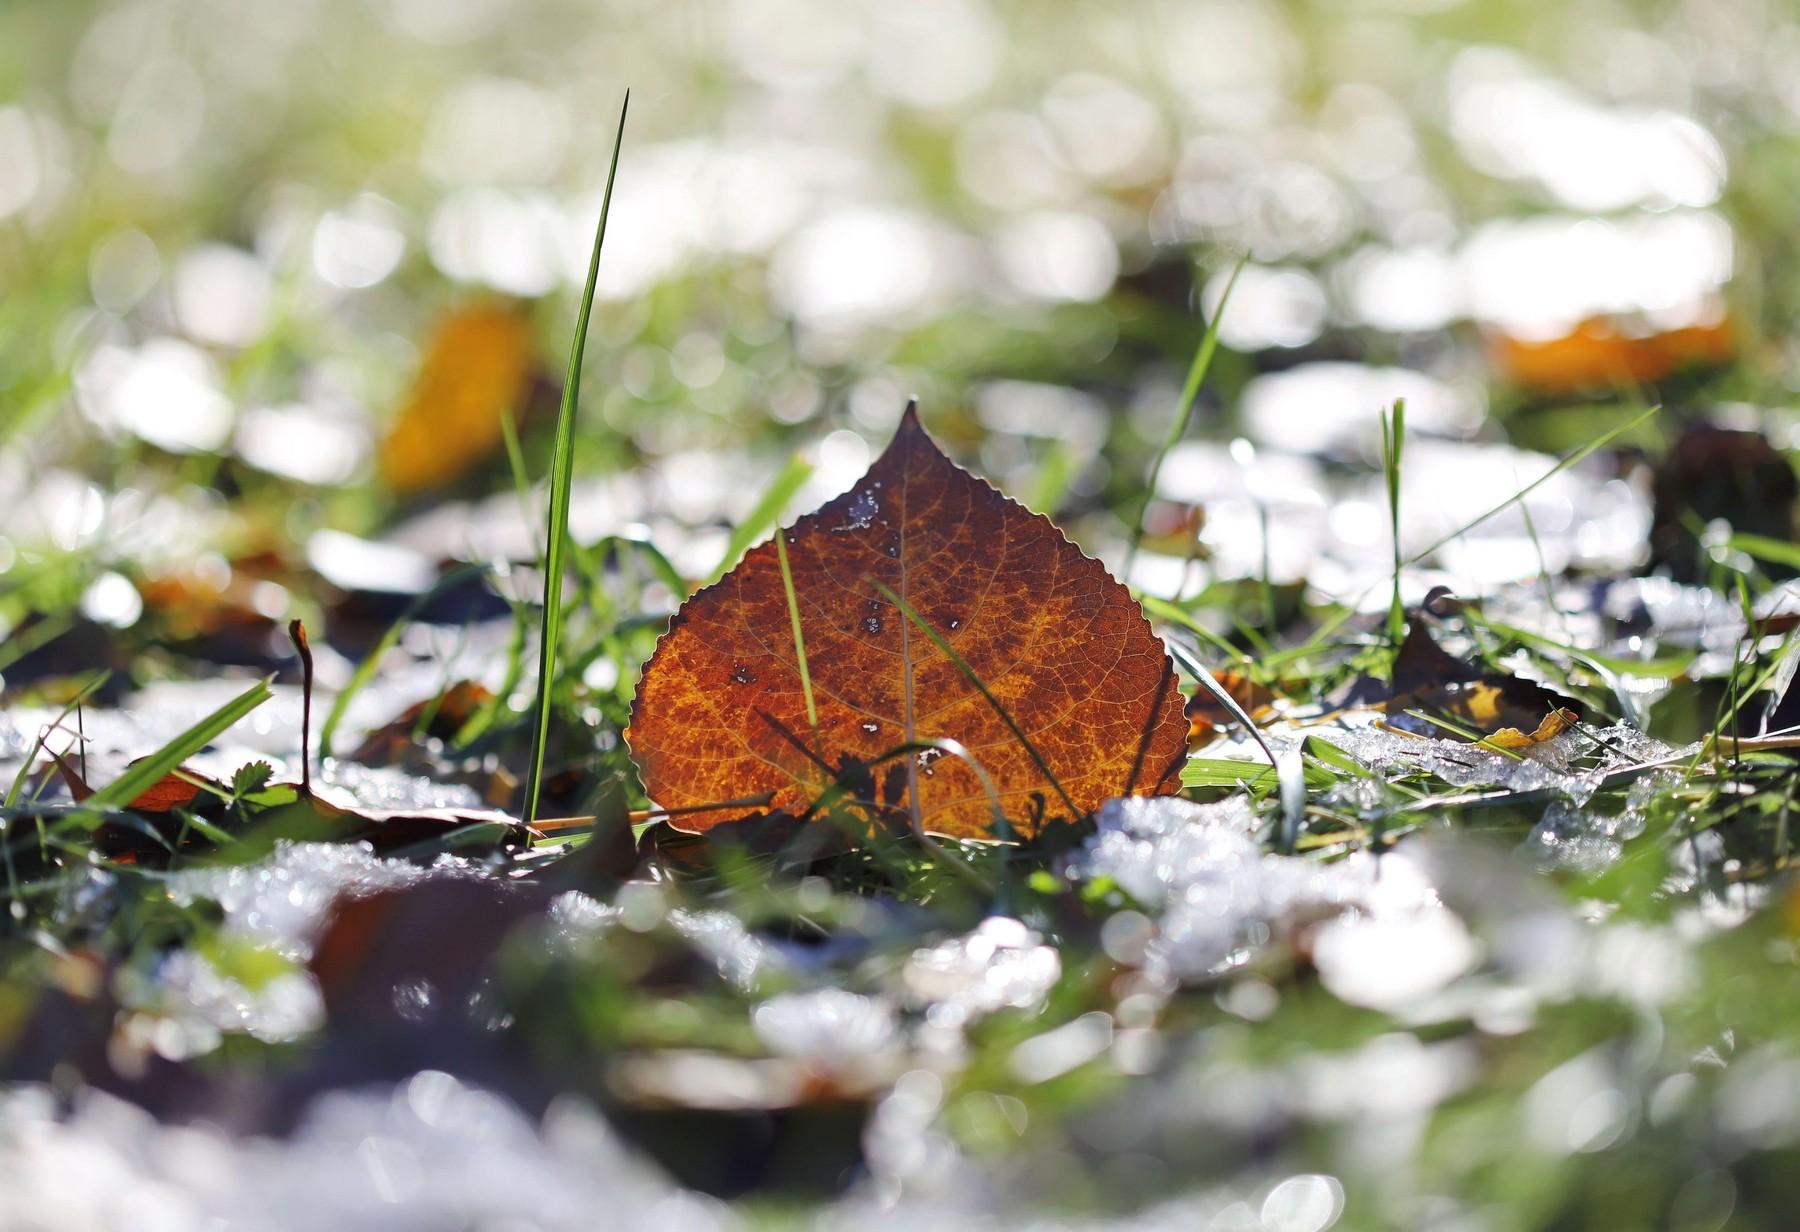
<box><xmin>350</xmin><ymin>680</ymin><xmax>496</xmax><ymax>764</ymax></box>
<box><xmin>1343</xmin><ymin>616</ymin><xmax>1583</xmax><ymax>741</ymax></box>
<box><xmin>1650</xmin><ymin>424</ymin><xmax>1798</xmax><ymax>580</ymax></box>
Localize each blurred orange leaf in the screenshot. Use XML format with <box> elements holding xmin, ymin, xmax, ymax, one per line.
<box><xmin>379</xmin><ymin>303</ymin><xmax>535</xmax><ymax>494</ymax></box>
<box><xmin>1491</xmin><ymin>314</ymin><xmax>1734</xmax><ymax>393</ymax></box>
<box><xmin>626</xmin><ymin>406</ymin><xmax>1189</xmax><ymax>840</ymax></box>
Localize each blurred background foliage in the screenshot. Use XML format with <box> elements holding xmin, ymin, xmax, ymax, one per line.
<box><xmin>3</xmin><ymin>0</ymin><xmax>1794</xmax><ymax>576</ymax></box>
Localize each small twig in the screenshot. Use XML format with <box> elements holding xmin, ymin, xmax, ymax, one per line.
<box><xmin>287</xmin><ymin>619</ymin><xmax>314</xmax><ymax>794</ymax></box>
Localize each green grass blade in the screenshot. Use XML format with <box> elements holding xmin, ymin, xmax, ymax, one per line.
<box><xmin>1163</xmin><ymin>638</ymin><xmax>1279</xmax><ymax>772</ymax></box>
<box><xmin>867</xmin><ymin>576</ymin><xmax>1080</xmax><ymax>820</ymax></box>
<box><xmin>498</xmin><ymin>405</ymin><xmax>544</xmax><ymax>562</ymax></box>
<box><xmin>1180</xmin><ymin>757</ymin><xmax>1335</xmax><ymax>792</ymax></box>
<box><xmin>318</xmin><ymin>561</ymin><xmax>490</xmax><ymax>756</ymax></box>
<box><xmin>1406</xmin><ymin>404</ymin><xmax>1659</xmax><ymax>565</ymax></box>
<box><xmin>776</xmin><ymin>531</ymin><xmax>817</xmax><ymax>729</ymax></box>
<box><xmin>1123</xmin><ymin>253</ymin><xmax>1246</xmax><ymax>579</ymax></box>
<box><xmin>1381</xmin><ymin>398</ymin><xmax>1406</xmax><ymax>643</ymax></box>
<box><xmin>87</xmin><ymin>679</ymin><xmax>273</xmax><ymax>812</ymax></box>
<box><xmin>1729</xmin><ymin>533</ymin><xmax>1800</xmax><ymax>572</ymax></box>
<box><xmin>525</xmin><ymin>89</ymin><xmax>630</xmax><ymax>829</ymax></box>
<box><xmin>707</xmin><ymin>454</ymin><xmax>814</xmax><ymax>586</ymax></box>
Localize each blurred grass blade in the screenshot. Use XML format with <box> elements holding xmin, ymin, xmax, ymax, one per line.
<box><xmin>87</xmin><ymin>679</ymin><xmax>272</xmax><ymax>812</ymax></box>
<box><xmin>1124</xmin><ymin>252</ymin><xmax>1246</xmax><ymax>578</ymax></box>
<box><xmin>707</xmin><ymin>454</ymin><xmax>813</xmax><ymax>586</ymax></box>
<box><xmin>1729</xmin><ymin>533</ymin><xmax>1800</xmax><ymax>572</ymax></box>
<box><xmin>318</xmin><ymin>562</ymin><xmax>490</xmax><ymax>756</ymax></box>
<box><xmin>525</xmin><ymin>89</ymin><xmax>630</xmax><ymax>828</ymax></box>
<box><xmin>776</xmin><ymin>531</ymin><xmax>817</xmax><ymax>729</ymax></box>
<box><xmin>498</xmin><ymin>406</ymin><xmax>545</xmax><ymax>561</ymax></box>
<box><xmin>1406</xmin><ymin>404</ymin><xmax>1658</xmax><ymax>565</ymax></box>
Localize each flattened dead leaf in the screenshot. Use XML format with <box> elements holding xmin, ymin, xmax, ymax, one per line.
<box><xmin>379</xmin><ymin>304</ymin><xmax>535</xmax><ymax>494</ymax></box>
<box><xmin>626</xmin><ymin>406</ymin><xmax>1188</xmax><ymax>840</ymax></box>
<box><xmin>1477</xmin><ymin>707</ymin><xmax>1578</xmax><ymax>750</ymax></box>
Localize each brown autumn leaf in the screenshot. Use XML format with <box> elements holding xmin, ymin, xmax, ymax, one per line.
<box><xmin>626</xmin><ymin>405</ymin><xmax>1189</xmax><ymax>841</ymax></box>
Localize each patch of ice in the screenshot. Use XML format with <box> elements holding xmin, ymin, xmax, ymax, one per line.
<box><xmin>669</xmin><ymin>908</ymin><xmax>787</xmax><ymax>991</ymax></box>
<box><xmin>1318</xmin><ymin>720</ymin><xmax>1682</xmax><ymax>803</ymax></box>
<box><xmin>150</xmin><ymin>950</ymin><xmax>323</xmax><ymax>1042</ymax></box>
<box><xmin>835</xmin><ymin>487</ymin><xmax>880</xmax><ymax>532</ymax></box>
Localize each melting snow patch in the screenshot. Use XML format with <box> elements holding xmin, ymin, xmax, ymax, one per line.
<box><xmin>1078</xmin><ymin>797</ymin><xmax>1474</xmax><ymax>1009</ymax></box>
<box><xmin>0</xmin><ymin>1076</ymin><xmax>731</xmax><ymax>1232</ymax></box>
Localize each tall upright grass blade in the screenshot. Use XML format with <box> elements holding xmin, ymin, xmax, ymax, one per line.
<box><xmin>1123</xmin><ymin>252</ymin><xmax>1247</xmax><ymax>579</ymax></box>
<box><xmin>1406</xmin><ymin>404</ymin><xmax>1658</xmax><ymax>565</ymax></box>
<box><xmin>525</xmin><ymin>89</ymin><xmax>630</xmax><ymax>829</ymax></box>
<box><xmin>86</xmin><ymin>679</ymin><xmax>273</xmax><ymax>812</ymax></box>
<box><xmin>1381</xmin><ymin>398</ymin><xmax>1406</xmax><ymax>643</ymax></box>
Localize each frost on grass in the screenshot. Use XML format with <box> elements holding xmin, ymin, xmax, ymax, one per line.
<box><xmin>1077</xmin><ymin>796</ymin><xmax>1473</xmax><ymax>1010</ymax></box>
<box><xmin>1319</xmin><ymin>718</ymin><xmax>1683</xmax><ymax>799</ymax></box>
<box><xmin>753</xmin><ymin>989</ymin><xmax>900</xmax><ymax>1069</ymax></box>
